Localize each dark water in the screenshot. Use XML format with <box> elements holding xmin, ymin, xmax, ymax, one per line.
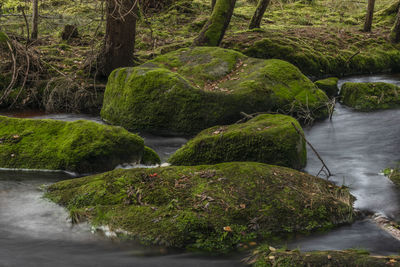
<box><xmin>1</xmin><ymin>74</ymin><xmax>400</xmax><ymax>264</ymax></box>
<box><xmin>287</xmin><ymin>74</ymin><xmax>400</xmax><ymax>254</ymax></box>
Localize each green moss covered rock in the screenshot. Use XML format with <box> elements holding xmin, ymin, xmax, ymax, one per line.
<box><xmin>249</xmin><ymin>247</ymin><xmax>400</xmax><ymax>267</ymax></box>
<box><xmin>46</xmin><ymin>162</ymin><xmax>355</xmax><ymax>253</ymax></box>
<box><xmin>141</xmin><ymin>146</ymin><xmax>161</xmax><ymax>165</ymax></box>
<box><xmin>169</xmin><ymin>114</ymin><xmax>306</xmax><ymax>170</ymax></box>
<box><xmin>315</xmin><ymin>77</ymin><xmax>339</xmax><ymax>97</ymax></box>
<box><xmin>385</xmin><ymin>168</ymin><xmax>400</xmax><ymax>187</ymax></box>
<box><xmin>0</xmin><ymin>116</ymin><xmax>160</xmax><ymax>173</ymax></box>
<box><xmin>340</xmin><ymin>82</ymin><xmax>400</xmax><ymax>111</ymax></box>
<box><xmin>101</xmin><ymin>47</ymin><xmax>329</xmax><ymax>135</ymax></box>
<box><xmin>223</xmin><ymin>32</ymin><xmax>400</xmax><ymax>77</ymax></box>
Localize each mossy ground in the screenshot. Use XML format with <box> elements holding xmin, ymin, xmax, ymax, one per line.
<box><xmin>315</xmin><ymin>77</ymin><xmax>339</xmax><ymax>97</ymax></box>
<box><xmin>0</xmin><ymin>115</ymin><xmax>160</xmax><ymax>173</ymax></box>
<box><xmin>248</xmin><ymin>246</ymin><xmax>400</xmax><ymax>267</ymax></box>
<box><xmin>1</xmin><ymin>0</ymin><xmax>399</xmax><ymax>112</ymax></box>
<box><xmin>169</xmin><ymin>114</ymin><xmax>306</xmax><ymax>169</ymax></box>
<box><xmin>46</xmin><ymin>162</ymin><xmax>354</xmax><ymax>253</ymax></box>
<box><xmin>340</xmin><ymin>82</ymin><xmax>400</xmax><ymax>111</ymax></box>
<box><xmin>101</xmin><ymin>47</ymin><xmax>329</xmax><ymax>135</ymax></box>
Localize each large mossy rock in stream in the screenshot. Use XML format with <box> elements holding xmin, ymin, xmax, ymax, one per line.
<box><xmin>340</xmin><ymin>82</ymin><xmax>400</xmax><ymax>111</ymax></box>
<box><xmin>101</xmin><ymin>47</ymin><xmax>329</xmax><ymax>135</ymax></box>
<box><xmin>249</xmin><ymin>247</ymin><xmax>400</xmax><ymax>267</ymax></box>
<box><xmin>0</xmin><ymin>116</ymin><xmax>160</xmax><ymax>173</ymax></box>
<box><xmin>46</xmin><ymin>162</ymin><xmax>355</xmax><ymax>253</ymax></box>
<box><xmin>315</xmin><ymin>77</ymin><xmax>339</xmax><ymax>98</ymax></box>
<box><xmin>169</xmin><ymin>114</ymin><xmax>306</xmax><ymax>170</ymax></box>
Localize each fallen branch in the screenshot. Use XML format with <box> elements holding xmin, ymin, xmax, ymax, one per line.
<box><xmin>346</xmin><ymin>50</ymin><xmax>360</xmax><ymax>64</ymax></box>
<box><xmin>235</xmin><ymin>111</ymin><xmax>271</xmax><ymax>124</ymax></box>
<box><xmin>291</xmin><ymin>122</ymin><xmax>332</xmax><ymax>178</ymax></box>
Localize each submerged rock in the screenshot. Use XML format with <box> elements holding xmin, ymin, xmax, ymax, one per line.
<box><xmin>340</xmin><ymin>82</ymin><xmax>400</xmax><ymax>111</ymax></box>
<box><xmin>315</xmin><ymin>77</ymin><xmax>339</xmax><ymax>97</ymax></box>
<box><xmin>169</xmin><ymin>114</ymin><xmax>306</xmax><ymax>170</ymax></box>
<box><xmin>0</xmin><ymin>116</ymin><xmax>160</xmax><ymax>173</ymax></box>
<box><xmin>101</xmin><ymin>47</ymin><xmax>329</xmax><ymax>135</ymax></box>
<box><xmin>46</xmin><ymin>162</ymin><xmax>355</xmax><ymax>253</ymax></box>
<box><xmin>248</xmin><ymin>247</ymin><xmax>400</xmax><ymax>267</ymax></box>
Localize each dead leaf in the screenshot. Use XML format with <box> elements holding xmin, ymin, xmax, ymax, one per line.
<box><xmin>223</xmin><ymin>226</ymin><xmax>232</xmax><ymax>232</ymax></box>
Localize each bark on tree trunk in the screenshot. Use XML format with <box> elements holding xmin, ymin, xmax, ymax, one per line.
<box><xmin>363</xmin><ymin>0</ymin><xmax>375</xmax><ymax>32</ymax></box>
<box><xmin>390</xmin><ymin>7</ymin><xmax>400</xmax><ymax>43</ymax></box>
<box><xmin>31</xmin><ymin>0</ymin><xmax>38</xmax><ymax>40</ymax></box>
<box><xmin>194</xmin><ymin>0</ymin><xmax>237</xmax><ymax>47</ymax></box>
<box><xmin>249</xmin><ymin>0</ymin><xmax>271</xmax><ymax>29</ymax></box>
<box><xmin>100</xmin><ymin>0</ymin><xmax>137</xmax><ymax>76</ymax></box>
<box><xmin>211</xmin><ymin>0</ymin><xmax>216</xmax><ymax>10</ymax></box>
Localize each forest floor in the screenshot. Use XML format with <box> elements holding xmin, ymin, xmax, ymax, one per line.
<box><xmin>0</xmin><ymin>0</ymin><xmax>399</xmax><ymax>112</ymax></box>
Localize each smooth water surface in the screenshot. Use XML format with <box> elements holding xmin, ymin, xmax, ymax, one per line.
<box><xmin>287</xmin><ymin>74</ymin><xmax>400</xmax><ymax>254</ymax></box>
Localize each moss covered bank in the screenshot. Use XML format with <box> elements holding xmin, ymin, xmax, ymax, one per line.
<box><xmin>169</xmin><ymin>114</ymin><xmax>306</xmax><ymax>170</ymax></box>
<box><xmin>249</xmin><ymin>247</ymin><xmax>400</xmax><ymax>267</ymax></box>
<box><xmin>101</xmin><ymin>47</ymin><xmax>329</xmax><ymax>135</ymax></box>
<box><xmin>0</xmin><ymin>116</ymin><xmax>160</xmax><ymax>173</ymax></box>
<box><xmin>46</xmin><ymin>162</ymin><xmax>354</xmax><ymax>253</ymax></box>
<box><xmin>340</xmin><ymin>82</ymin><xmax>400</xmax><ymax>111</ymax></box>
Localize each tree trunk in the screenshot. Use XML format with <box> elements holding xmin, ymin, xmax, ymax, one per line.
<box><xmin>100</xmin><ymin>0</ymin><xmax>137</xmax><ymax>77</ymax></box>
<box><xmin>249</xmin><ymin>0</ymin><xmax>271</xmax><ymax>29</ymax></box>
<box><xmin>194</xmin><ymin>0</ymin><xmax>237</xmax><ymax>47</ymax></box>
<box><xmin>211</xmin><ymin>0</ymin><xmax>216</xmax><ymax>10</ymax></box>
<box><xmin>390</xmin><ymin>7</ymin><xmax>400</xmax><ymax>43</ymax></box>
<box><xmin>363</xmin><ymin>0</ymin><xmax>375</xmax><ymax>32</ymax></box>
<box><xmin>31</xmin><ymin>0</ymin><xmax>38</xmax><ymax>40</ymax></box>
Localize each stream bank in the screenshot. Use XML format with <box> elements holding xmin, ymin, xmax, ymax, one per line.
<box><xmin>0</xmin><ymin>73</ymin><xmax>400</xmax><ymax>265</ymax></box>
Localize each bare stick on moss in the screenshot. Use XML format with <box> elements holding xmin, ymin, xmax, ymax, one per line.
<box><xmin>249</xmin><ymin>0</ymin><xmax>271</xmax><ymax>29</ymax></box>
<box><xmin>291</xmin><ymin>122</ymin><xmax>331</xmax><ymax>178</ymax></box>
<box><xmin>346</xmin><ymin>50</ymin><xmax>360</xmax><ymax>64</ymax></box>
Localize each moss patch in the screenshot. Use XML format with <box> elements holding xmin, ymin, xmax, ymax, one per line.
<box><xmin>315</xmin><ymin>77</ymin><xmax>339</xmax><ymax>98</ymax></box>
<box><xmin>0</xmin><ymin>116</ymin><xmax>159</xmax><ymax>173</ymax></box>
<box><xmin>340</xmin><ymin>82</ymin><xmax>400</xmax><ymax>111</ymax></box>
<box><xmin>249</xmin><ymin>247</ymin><xmax>400</xmax><ymax>267</ymax></box>
<box><xmin>46</xmin><ymin>162</ymin><xmax>355</xmax><ymax>253</ymax></box>
<box><xmin>222</xmin><ymin>28</ymin><xmax>400</xmax><ymax>78</ymax></box>
<box><xmin>101</xmin><ymin>47</ymin><xmax>329</xmax><ymax>135</ymax></box>
<box><xmin>141</xmin><ymin>147</ymin><xmax>161</xmax><ymax>165</ymax></box>
<box><xmin>385</xmin><ymin>168</ymin><xmax>400</xmax><ymax>187</ymax></box>
<box><xmin>169</xmin><ymin>114</ymin><xmax>306</xmax><ymax>170</ymax></box>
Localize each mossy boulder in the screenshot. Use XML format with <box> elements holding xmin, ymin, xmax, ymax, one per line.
<box><xmin>340</xmin><ymin>82</ymin><xmax>400</xmax><ymax>111</ymax></box>
<box><xmin>101</xmin><ymin>47</ymin><xmax>329</xmax><ymax>135</ymax></box>
<box><xmin>46</xmin><ymin>162</ymin><xmax>355</xmax><ymax>253</ymax></box>
<box><xmin>169</xmin><ymin>114</ymin><xmax>306</xmax><ymax>170</ymax></box>
<box><xmin>315</xmin><ymin>77</ymin><xmax>339</xmax><ymax>98</ymax></box>
<box><xmin>141</xmin><ymin>146</ymin><xmax>161</xmax><ymax>165</ymax></box>
<box><xmin>249</xmin><ymin>247</ymin><xmax>400</xmax><ymax>267</ymax></box>
<box><xmin>0</xmin><ymin>116</ymin><xmax>160</xmax><ymax>173</ymax></box>
<box><xmin>223</xmin><ymin>32</ymin><xmax>400</xmax><ymax>77</ymax></box>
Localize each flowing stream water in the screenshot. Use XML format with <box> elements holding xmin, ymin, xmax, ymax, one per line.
<box><xmin>1</xmin><ymin>74</ymin><xmax>400</xmax><ymax>265</ymax></box>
